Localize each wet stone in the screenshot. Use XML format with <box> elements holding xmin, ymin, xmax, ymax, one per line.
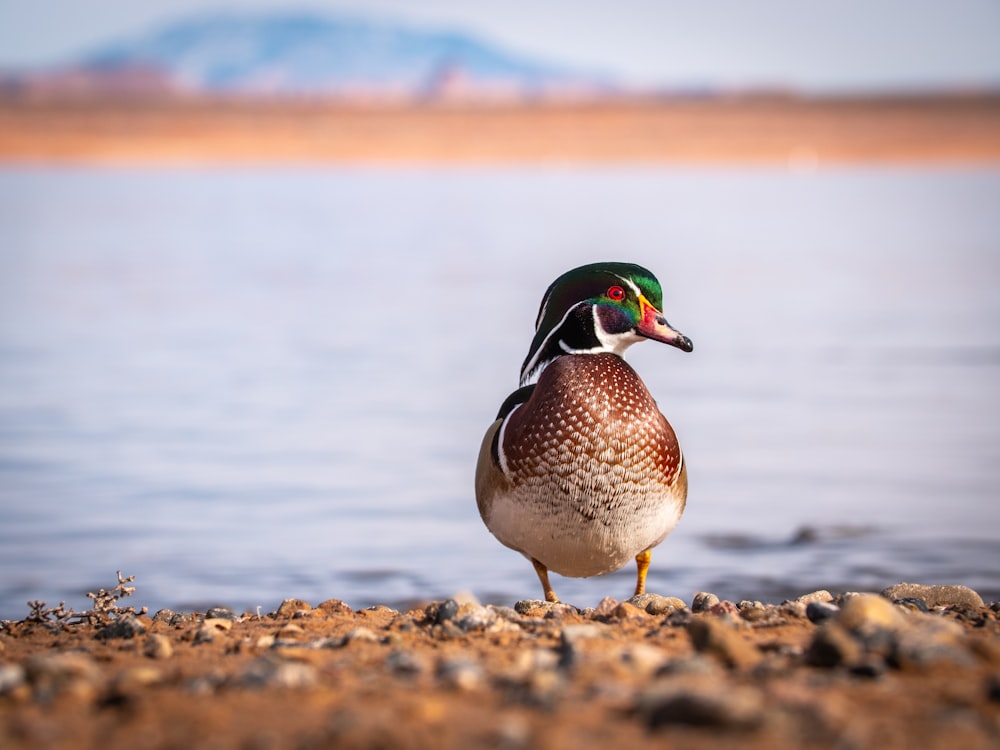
<box><xmin>205</xmin><ymin>606</ymin><xmax>240</xmax><ymax>622</ymax></box>
<box><xmin>881</xmin><ymin>583</ymin><xmax>984</xmax><ymax>609</ymax></box>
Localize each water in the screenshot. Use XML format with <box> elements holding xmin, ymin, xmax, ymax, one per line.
<box><xmin>1</xmin><ymin>164</ymin><xmax>998</xmax><ymax>619</ymax></box>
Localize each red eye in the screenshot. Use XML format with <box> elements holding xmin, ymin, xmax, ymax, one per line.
<box><xmin>607</xmin><ymin>285</ymin><xmax>625</xmax><ymax>301</ymax></box>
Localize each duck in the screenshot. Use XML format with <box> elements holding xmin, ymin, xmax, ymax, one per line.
<box><xmin>475</xmin><ymin>262</ymin><xmax>693</xmax><ymax>603</ymax></box>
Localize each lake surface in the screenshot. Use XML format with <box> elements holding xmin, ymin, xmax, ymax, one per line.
<box><xmin>1</xmin><ymin>164</ymin><xmax>998</xmax><ymax>619</ymax></box>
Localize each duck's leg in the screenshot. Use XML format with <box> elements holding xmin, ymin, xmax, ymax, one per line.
<box><xmin>531</xmin><ymin>558</ymin><xmax>560</xmax><ymax>603</ymax></box>
<box><xmin>634</xmin><ymin>549</ymin><xmax>652</xmax><ymax>596</ymax></box>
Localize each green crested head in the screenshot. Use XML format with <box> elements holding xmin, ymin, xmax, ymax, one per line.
<box><xmin>520</xmin><ymin>262</ymin><xmax>692</xmax><ymax>386</ymax></box>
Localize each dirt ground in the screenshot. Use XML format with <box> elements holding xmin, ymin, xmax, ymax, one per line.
<box><xmin>1</xmin><ymin>95</ymin><xmax>999</xmax><ymax>164</ymax></box>
<box><xmin>1</xmin><ymin>585</ymin><xmax>998</xmax><ymax>750</ymax></box>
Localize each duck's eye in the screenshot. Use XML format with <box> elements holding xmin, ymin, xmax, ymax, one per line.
<box><xmin>607</xmin><ymin>285</ymin><xmax>625</xmax><ymax>301</ymax></box>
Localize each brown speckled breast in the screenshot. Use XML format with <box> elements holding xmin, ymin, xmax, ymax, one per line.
<box><xmin>500</xmin><ymin>352</ymin><xmax>683</xmax><ymax>519</ymax></box>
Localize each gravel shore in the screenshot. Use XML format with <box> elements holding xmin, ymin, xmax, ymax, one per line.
<box><xmin>2</xmin><ymin>583</ymin><xmax>998</xmax><ymax>749</ymax></box>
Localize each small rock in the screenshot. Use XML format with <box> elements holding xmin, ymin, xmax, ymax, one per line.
<box><xmin>316</xmin><ymin>598</ymin><xmax>352</xmax><ymax>615</ymax></box>
<box><xmin>96</xmin><ymin>614</ymin><xmax>146</xmax><ymax>640</ymax></box>
<box><xmin>806</xmin><ymin>601</ymin><xmax>840</xmax><ymax>624</ymax></box>
<box><xmin>514</xmin><ymin>599</ymin><xmax>550</xmax><ymax>615</ymax></box>
<box><xmin>619</xmin><ymin>644</ymin><xmax>669</xmax><ymax>676</ymax></box>
<box><xmin>881</xmin><ymin>583</ymin><xmax>984</xmax><ymax>609</ymax></box>
<box><xmin>193</xmin><ymin>618</ymin><xmax>233</xmax><ymax>644</ymax></box>
<box><xmin>152</xmin><ymin>609</ymin><xmax>177</xmax><ymax>623</ymax></box>
<box><xmin>205</xmin><ymin>606</ymin><xmax>240</xmax><ymax>621</ymax></box>
<box><xmin>639</xmin><ymin>681</ymin><xmax>765</xmax><ymax>729</ymax></box>
<box><xmin>114</xmin><ymin>666</ymin><xmax>164</xmax><ymax>691</ymax></box>
<box><xmin>797</xmin><ymin>590</ymin><xmax>835</xmax><ymax>605</ymax></box>
<box><xmin>594</xmin><ymin>597</ymin><xmax>621</xmax><ymax>618</ymax></box>
<box><xmin>437</xmin><ymin>657</ymin><xmax>484</xmax><ymax>691</ymax></box>
<box><xmin>240</xmin><ymin>655</ymin><xmax>317</xmax><ymax>688</ymax></box>
<box><xmin>687</xmin><ymin>617</ymin><xmax>761</xmax><ymax>669</ymax></box>
<box><xmin>431</xmin><ymin>599</ymin><xmax>460</xmax><ymax>625</ymax></box>
<box><xmin>836</xmin><ymin>594</ymin><xmax>904</xmax><ymax>635</ymax></box>
<box><xmin>806</xmin><ymin>624</ymin><xmax>865</xmax><ymax>668</ymax></box>
<box><xmin>612</xmin><ymin>602</ymin><xmax>648</xmax><ymax>620</ymax></box>
<box><xmin>143</xmin><ymin>634</ymin><xmax>174</xmax><ymax>660</ymax></box>
<box><xmin>0</xmin><ymin>663</ymin><xmax>26</xmax><ymax>695</ymax></box>
<box><xmin>707</xmin><ymin>600</ymin><xmax>740</xmax><ymax>617</ymax></box>
<box><xmin>691</xmin><ymin>592</ymin><xmax>720</xmax><ymax>612</ymax></box>
<box><xmin>456</xmin><ymin>605</ymin><xmax>498</xmax><ymax>631</ymax></box>
<box><xmin>23</xmin><ymin>652</ymin><xmax>102</xmax><ymax>702</ymax></box>
<box><xmin>341</xmin><ymin>627</ymin><xmax>380</xmax><ymax>645</ymax></box>
<box><xmin>386</xmin><ymin>649</ymin><xmax>429</xmax><ymax>678</ymax></box>
<box><xmin>629</xmin><ymin>594</ymin><xmax>686</xmax><ymax>615</ymax></box>
<box><xmin>275</xmin><ymin>599</ymin><xmax>312</xmax><ymax>619</ymax></box>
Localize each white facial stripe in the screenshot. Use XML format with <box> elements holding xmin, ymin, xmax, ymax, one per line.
<box><xmin>614</xmin><ymin>274</ymin><xmax>644</xmax><ymax>300</ymax></box>
<box><xmin>591</xmin><ymin>302</ymin><xmax>645</xmax><ymax>355</ymax></box>
<box><xmin>495</xmin><ymin>405</ymin><xmax>519</xmax><ymax>478</ymax></box>
<box><xmin>521</xmin><ymin>301</ymin><xmax>587</xmax><ymax>384</ymax></box>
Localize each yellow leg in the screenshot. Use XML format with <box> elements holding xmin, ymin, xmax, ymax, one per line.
<box><xmin>634</xmin><ymin>549</ymin><xmax>652</xmax><ymax>597</ymax></box>
<box><xmin>531</xmin><ymin>558</ymin><xmax>559</xmax><ymax>603</ymax></box>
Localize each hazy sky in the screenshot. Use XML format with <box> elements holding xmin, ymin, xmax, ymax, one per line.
<box><xmin>1</xmin><ymin>0</ymin><xmax>999</xmax><ymax>91</ymax></box>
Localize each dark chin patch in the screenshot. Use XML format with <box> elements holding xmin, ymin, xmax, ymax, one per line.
<box><xmin>596</xmin><ymin>304</ymin><xmax>633</xmax><ymax>335</ymax></box>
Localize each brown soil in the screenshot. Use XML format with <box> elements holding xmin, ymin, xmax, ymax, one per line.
<box><xmin>1</xmin><ymin>95</ymin><xmax>999</xmax><ymax>164</ymax></box>
<box><xmin>2</xmin><ymin>592</ymin><xmax>998</xmax><ymax>750</ymax></box>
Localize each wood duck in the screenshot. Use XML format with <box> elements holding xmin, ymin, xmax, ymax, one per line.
<box><xmin>475</xmin><ymin>262</ymin><xmax>693</xmax><ymax>603</ymax></box>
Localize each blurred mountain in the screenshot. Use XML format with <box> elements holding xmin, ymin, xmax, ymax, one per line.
<box><xmin>5</xmin><ymin>12</ymin><xmax>614</xmax><ymax>100</ymax></box>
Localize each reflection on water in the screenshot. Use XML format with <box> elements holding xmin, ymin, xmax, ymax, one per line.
<box><xmin>1</xmin><ymin>165</ymin><xmax>998</xmax><ymax>617</ymax></box>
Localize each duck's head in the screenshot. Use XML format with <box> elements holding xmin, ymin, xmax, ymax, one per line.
<box><xmin>520</xmin><ymin>262</ymin><xmax>692</xmax><ymax>386</ymax></box>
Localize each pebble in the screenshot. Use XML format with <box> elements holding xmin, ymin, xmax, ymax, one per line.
<box><xmin>806</xmin><ymin>601</ymin><xmax>840</xmax><ymax>624</ymax></box>
<box><xmin>612</xmin><ymin>602</ymin><xmax>648</xmax><ymax>620</ymax></box>
<box><xmin>431</xmin><ymin>599</ymin><xmax>460</xmax><ymax>625</ymax></box>
<box><xmin>194</xmin><ymin>618</ymin><xmax>233</xmax><ymax>644</ymax></box>
<box><xmin>239</xmin><ymin>655</ymin><xmax>318</xmax><ymax>688</ymax></box>
<box><xmin>340</xmin><ymin>627</ymin><xmax>380</xmax><ymax>645</ymax></box>
<box><xmin>143</xmin><ymin>634</ymin><xmax>174</xmax><ymax>660</ymax></box>
<box><xmin>205</xmin><ymin>606</ymin><xmax>240</xmax><ymax>621</ymax></box>
<box><xmin>436</xmin><ymin>657</ymin><xmax>484</xmax><ymax>691</ymax></box>
<box><xmin>316</xmin><ymin>598</ymin><xmax>352</xmax><ymax>615</ymax></box>
<box><xmin>386</xmin><ymin>649</ymin><xmax>429</xmax><ymax>678</ymax></box>
<box><xmin>0</xmin><ymin>663</ymin><xmax>26</xmax><ymax>695</ymax></box>
<box><xmin>691</xmin><ymin>592</ymin><xmax>720</xmax><ymax>612</ymax></box>
<box><xmin>628</xmin><ymin>594</ymin><xmax>686</xmax><ymax>615</ymax></box>
<box><xmin>836</xmin><ymin>593</ymin><xmax>904</xmax><ymax>635</ymax></box>
<box><xmin>881</xmin><ymin>583</ymin><xmax>984</xmax><ymax>609</ymax></box>
<box><xmin>275</xmin><ymin>599</ymin><xmax>312</xmax><ymax>619</ymax></box>
<box><xmin>687</xmin><ymin>617</ymin><xmax>761</xmax><ymax>669</ymax></box>
<box><xmin>97</xmin><ymin>614</ymin><xmax>147</xmax><ymax>640</ymax></box>
<box><xmin>618</xmin><ymin>644</ymin><xmax>669</xmax><ymax>676</ymax></box>
<box><xmin>638</xmin><ymin>680</ymin><xmax>765</xmax><ymax>730</ymax></box>
<box><xmin>456</xmin><ymin>605</ymin><xmax>499</xmax><ymax>631</ymax></box>
<box><xmin>23</xmin><ymin>652</ymin><xmax>103</xmax><ymax>702</ymax></box>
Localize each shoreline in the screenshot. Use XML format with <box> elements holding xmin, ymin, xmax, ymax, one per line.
<box><xmin>2</xmin><ymin>581</ymin><xmax>998</xmax><ymax>749</ymax></box>
<box><xmin>2</xmin><ymin>95</ymin><xmax>1000</xmax><ymax>165</ymax></box>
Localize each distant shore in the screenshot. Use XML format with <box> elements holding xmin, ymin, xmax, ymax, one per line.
<box><xmin>1</xmin><ymin>583</ymin><xmax>998</xmax><ymax>750</ymax></box>
<box><xmin>1</xmin><ymin>94</ymin><xmax>999</xmax><ymax>164</ymax></box>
